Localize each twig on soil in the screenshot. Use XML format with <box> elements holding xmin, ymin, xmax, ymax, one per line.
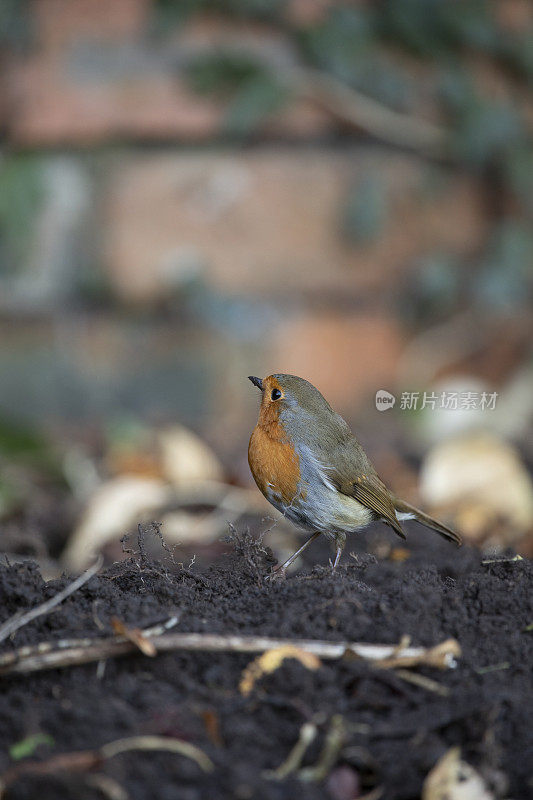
<box><xmin>474</xmin><ymin>662</ymin><xmax>511</xmax><ymax>675</ymax></box>
<box><xmin>263</xmin><ymin>722</ymin><xmax>318</xmax><ymax>780</ymax></box>
<box><xmin>264</xmin><ymin>714</ymin><xmax>347</xmax><ymax>783</ymax></box>
<box><xmin>85</xmin><ymin>774</ymin><xmax>128</xmax><ymax>800</ymax></box>
<box><xmin>0</xmin><ymin>615</ymin><xmax>180</xmax><ymax>671</ymax></box>
<box><xmin>99</xmin><ymin>735</ymin><xmax>214</xmax><ymax>768</ymax></box>
<box><xmin>0</xmin><ymin>631</ymin><xmax>460</xmax><ymax>677</ymax></box>
<box><xmin>0</xmin><ymin>735</ymin><xmax>214</xmax><ymax>798</ymax></box>
<box><xmin>372</xmin><ymin>638</ymin><xmax>461</xmax><ymax>670</ymax></box>
<box><xmin>0</xmin><ymin>555</ymin><xmax>103</xmax><ymax>645</ymax></box>
<box><xmin>481</xmin><ymin>555</ymin><xmax>523</xmax><ymax>565</ymax></box>
<box><xmin>394</xmin><ymin>669</ymin><xmax>450</xmax><ymax>696</ymax></box>
<box><xmin>298</xmin><ymin>715</ymin><xmax>347</xmax><ymax>782</ymax></box>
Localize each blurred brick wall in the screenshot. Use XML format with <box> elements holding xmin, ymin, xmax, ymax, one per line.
<box><xmin>0</xmin><ymin>0</ymin><xmax>509</xmax><ymax>471</ymax></box>
<box><xmin>4</xmin><ymin>0</ymin><xmax>332</xmax><ymax>145</ymax></box>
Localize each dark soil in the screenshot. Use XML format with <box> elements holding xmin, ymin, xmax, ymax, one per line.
<box><xmin>0</xmin><ymin>525</ymin><xmax>532</xmax><ymax>800</ymax></box>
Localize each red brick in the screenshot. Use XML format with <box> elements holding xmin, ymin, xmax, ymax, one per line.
<box><xmin>7</xmin><ymin>54</ymin><xmax>223</xmax><ymax>146</ymax></box>
<box><xmin>6</xmin><ymin>9</ymin><xmax>332</xmax><ymax>145</ymax></box>
<box><xmin>31</xmin><ymin>0</ymin><xmax>150</xmax><ymax>51</ymax></box>
<box><xmin>101</xmin><ymin>150</ymin><xmax>487</xmax><ymax>304</ymax></box>
<box><xmin>268</xmin><ymin>312</ymin><xmax>405</xmax><ymax>413</ymax></box>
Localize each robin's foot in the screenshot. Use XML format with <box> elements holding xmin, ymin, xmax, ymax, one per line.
<box><xmin>265</xmin><ymin>565</ymin><xmax>287</xmax><ymax>581</ymax></box>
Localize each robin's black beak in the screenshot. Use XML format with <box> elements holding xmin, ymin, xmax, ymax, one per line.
<box><xmin>248</xmin><ymin>376</ymin><xmax>263</xmax><ymax>391</ymax></box>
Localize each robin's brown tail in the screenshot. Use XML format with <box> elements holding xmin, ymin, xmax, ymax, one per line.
<box><xmin>393</xmin><ymin>497</ymin><xmax>462</xmax><ymax>546</ymax></box>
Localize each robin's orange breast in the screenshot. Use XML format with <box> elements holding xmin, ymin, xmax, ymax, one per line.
<box><xmin>248</xmin><ymin>425</ymin><xmax>302</xmax><ymax>506</ymax></box>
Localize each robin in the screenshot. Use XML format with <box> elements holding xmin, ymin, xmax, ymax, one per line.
<box><xmin>248</xmin><ymin>374</ymin><xmax>461</xmax><ymax>575</ymax></box>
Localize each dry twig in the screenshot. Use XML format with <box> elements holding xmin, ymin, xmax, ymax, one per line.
<box><xmin>298</xmin><ymin>715</ymin><xmax>347</xmax><ymax>783</ymax></box>
<box><xmin>263</xmin><ymin>722</ymin><xmax>318</xmax><ymax>780</ymax></box>
<box><xmin>0</xmin><ymin>631</ymin><xmax>460</xmax><ymax>677</ymax></box>
<box><xmin>0</xmin><ymin>556</ymin><xmax>103</xmax><ymax>645</ymax></box>
<box><xmin>0</xmin><ymin>735</ymin><xmax>213</xmax><ymax>798</ymax></box>
<box><xmin>290</xmin><ymin>68</ymin><xmax>448</xmax><ymax>156</ymax></box>
<box><xmin>394</xmin><ymin>669</ymin><xmax>450</xmax><ymax>696</ymax></box>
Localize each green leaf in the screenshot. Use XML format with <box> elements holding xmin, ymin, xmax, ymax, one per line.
<box><xmin>379</xmin><ymin>0</ymin><xmax>497</xmax><ymax>58</ymax></box>
<box><xmin>452</xmin><ymin>98</ymin><xmax>525</xmax><ymax>166</ymax></box>
<box><xmin>0</xmin><ymin>156</ymin><xmax>44</xmax><ymax>277</ymax></box>
<box><xmin>223</xmin><ymin>74</ymin><xmax>289</xmax><ymax>136</ymax></box>
<box><xmin>9</xmin><ymin>734</ymin><xmax>55</xmax><ymax>761</ymax></box>
<box><xmin>0</xmin><ymin>417</ymin><xmax>50</xmax><ymax>458</ymax></box>
<box><xmin>185</xmin><ymin>51</ymin><xmax>270</xmax><ymax>98</ymax></box>
<box><xmin>299</xmin><ymin>6</ymin><xmax>374</xmax><ymax>83</ymax></box>
<box><xmin>0</xmin><ymin>417</ymin><xmax>63</xmax><ymax>480</ymax></box>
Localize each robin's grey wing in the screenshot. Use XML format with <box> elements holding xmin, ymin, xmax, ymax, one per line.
<box><xmin>327</xmin><ymin>437</ymin><xmax>406</xmax><ymax>539</ymax></box>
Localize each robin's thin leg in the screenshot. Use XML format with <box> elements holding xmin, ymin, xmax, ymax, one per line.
<box><xmin>332</xmin><ymin>545</ymin><xmax>343</xmax><ymax>571</ymax></box>
<box><xmin>331</xmin><ymin>533</ymin><xmax>346</xmax><ymax>571</ymax></box>
<box><xmin>267</xmin><ymin>532</ymin><xmax>321</xmax><ymax>579</ymax></box>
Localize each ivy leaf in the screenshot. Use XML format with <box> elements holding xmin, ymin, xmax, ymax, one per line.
<box><xmin>223</xmin><ymin>73</ymin><xmax>289</xmax><ymax>136</ymax></box>
<box><xmin>185</xmin><ymin>51</ymin><xmax>269</xmax><ymax>97</ymax></box>
<box><xmin>299</xmin><ymin>6</ymin><xmax>374</xmax><ymax>83</ymax></box>
<box><xmin>450</xmin><ymin>97</ymin><xmax>525</xmax><ymax>166</ymax></box>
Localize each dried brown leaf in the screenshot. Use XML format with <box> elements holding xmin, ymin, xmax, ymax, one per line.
<box><xmin>240</xmin><ymin>645</ymin><xmax>321</xmax><ymax>696</ymax></box>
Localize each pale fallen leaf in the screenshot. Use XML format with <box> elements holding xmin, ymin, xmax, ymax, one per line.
<box><xmin>160</xmin><ymin>485</ymin><xmax>263</xmax><ymax>544</ymax></box>
<box><xmin>158</xmin><ymin>426</ymin><xmax>223</xmax><ymax>486</ymax></box>
<box><xmin>159</xmin><ymin>510</ymin><xmax>222</xmax><ymax>544</ymax></box>
<box><xmin>240</xmin><ymin>646</ymin><xmax>321</xmax><ymax>696</ymax></box>
<box><xmin>375</xmin><ymin>638</ymin><xmax>461</xmax><ymax>670</ymax></box>
<box><xmin>62</xmin><ymin>476</ymin><xmax>172</xmax><ymax>570</ymax></box>
<box><xmin>110</xmin><ymin>617</ymin><xmax>156</xmax><ymax>657</ymax></box>
<box><xmin>420</xmin><ymin>432</ymin><xmax>533</xmax><ymax>543</ymax></box>
<box><xmin>423</xmin><ymin>747</ymin><xmax>494</xmax><ymax>800</ymax></box>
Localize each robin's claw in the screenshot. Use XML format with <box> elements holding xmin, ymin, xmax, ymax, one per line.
<box><xmin>264</xmin><ymin>566</ymin><xmax>287</xmax><ymax>582</ymax></box>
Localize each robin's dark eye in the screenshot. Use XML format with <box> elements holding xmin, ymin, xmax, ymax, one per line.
<box><xmin>271</xmin><ymin>388</ymin><xmax>282</xmax><ymax>401</ymax></box>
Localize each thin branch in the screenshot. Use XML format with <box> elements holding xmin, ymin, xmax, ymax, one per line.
<box><xmin>0</xmin><ymin>556</ymin><xmax>103</xmax><ymax>644</ymax></box>
<box><xmin>288</xmin><ymin>67</ymin><xmax>448</xmax><ymax>156</ymax></box>
<box><xmin>99</xmin><ymin>735</ymin><xmax>214</xmax><ymax>771</ymax></box>
<box><xmin>0</xmin><ymin>615</ymin><xmax>180</xmax><ymax>669</ymax></box>
<box><xmin>394</xmin><ymin>668</ymin><xmax>450</xmax><ymax>696</ymax></box>
<box><xmin>263</xmin><ymin>722</ymin><xmax>317</xmax><ymax>780</ymax></box>
<box><xmin>298</xmin><ymin>715</ymin><xmax>347</xmax><ymax>783</ymax></box>
<box><xmin>0</xmin><ymin>631</ymin><xmax>460</xmax><ymax>677</ymax></box>
<box><xmin>0</xmin><ymin>735</ymin><xmax>213</xmax><ymax>798</ymax></box>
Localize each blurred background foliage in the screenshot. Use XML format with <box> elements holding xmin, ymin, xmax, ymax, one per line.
<box><xmin>0</xmin><ymin>0</ymin><xmax>532</xmax><ymax>568</ymax></box>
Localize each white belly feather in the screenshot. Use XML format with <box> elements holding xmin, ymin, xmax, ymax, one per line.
<box><xmin>267</xmin><ymin>443</ymin><xmax>373</xmax><ymax>537</ymax></box>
